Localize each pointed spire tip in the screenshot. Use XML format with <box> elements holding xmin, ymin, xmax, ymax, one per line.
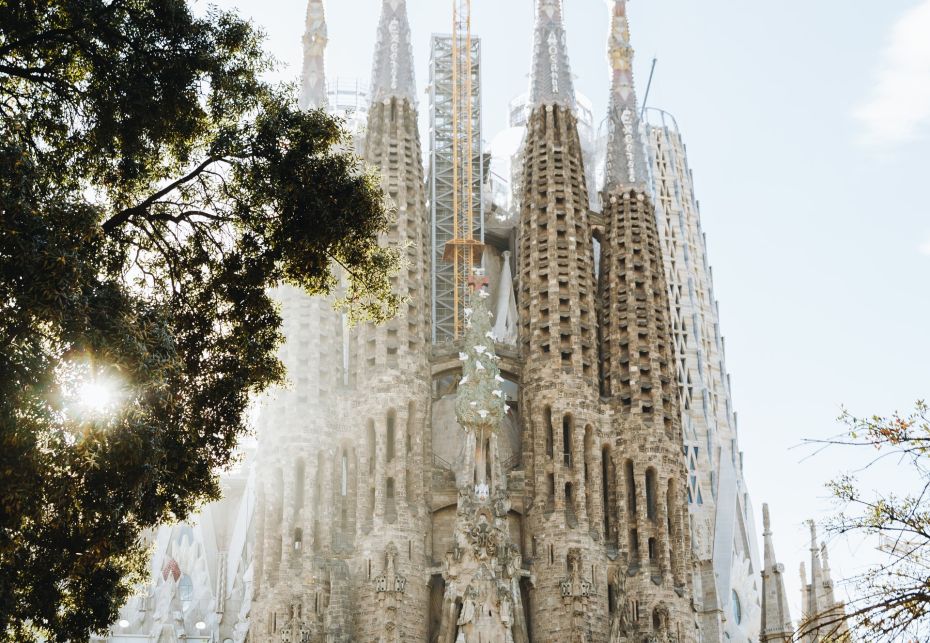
<box><xmin>604</xmin><ymin>0</ymin><xmax>648</xmax><ymax>192</ymax></box>
<box><xmin>299</xmin><ymin>0</ymin><xmax>328</xmax><ymax>110</ymax></box>
<box><xmin>529</xmin><ymin>0</ymin><xmax>576</xmax><ymax>109</ymax></box>
<box><xmin>370</xmin><ymin>0</ymin><xmax>417</xmax><ymax>104</ymax></box>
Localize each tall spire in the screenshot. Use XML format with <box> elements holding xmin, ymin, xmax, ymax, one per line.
<box><xmin>800</xmin><ymin>520</ymin><xmax>850</xmax><ymax>641</ymax></box>
<box><xmin>529</xmin><ymin>0</ymin><xmax>576</xmax><ymax>109</ymax></box>
<box><xmin>370</xmin><ymin>0</ymin><xmax>417</xmax><ymax>105</ymax></box>
<box><xmin>604</xmin><ymin>0</ymin><xmax>649</xmax><ymax>192</ymax></box>
<box><xmin>821</xmin><ymin>541</ymin><xmax>833</xmax><ymax>583</ymax></box>
<box><xmin>299</xmin><ymin>0</ymin><xmax>327</xmax><ymax>109</ymax></box>
<box><xmin>762</xmin><ymin>504</ymin><xmax>777</xmax><ymax>568</ymax></box>
<box><xmin>807</xmin><ymin>520</ymin><xmax>823</xmax><ymax>622</ymax></box>
<box><xmin>760</xmin><ymin>504</ymin><xmax>793</xmax><ymax>642</ymax></box>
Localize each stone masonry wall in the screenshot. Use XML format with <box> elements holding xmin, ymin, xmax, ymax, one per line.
<box><xmin>350</xmin><ymin>95</ymin><xmax>432</xmax><ymax>643</ymax></box>
<box><xmin>598</xmin><ymin>185</ymin><xmax>694</xmax><ymax>642</ymax></box>
<box><xmin>518</xmin><ymin>103</ymin><xmax>608</xmax><ymax>642</ymax></box>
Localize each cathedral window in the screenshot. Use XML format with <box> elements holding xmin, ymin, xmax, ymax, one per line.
<box><xmin>544</xmin><ymin>406</ymin><xmax>554</xmax><ymax>458</ymax></box>
<box><xmin>546</xmin><ymin>473</ymin><xmax>555</xmax><ymax>512</ymax></box>
<box><xmin>295</xmin><ymin>459</ymin><xmax>306</xmax><ymax>512</ymax></box>
<box><xmin>368</xmin><ymin>421</ymin><xmax>376</xmax><ymax>474</ymax></box>
<box><xmin>583</xmin><ymin>428</ymin><xmax>591</xmax><ymax>483</ymax></box>
<box><xmin>731</xmin><ymin>590</ymin><xmax>742</xmax><ymax>625</ymax></box>
<box><xmin>562</xmin><ymin>414</ymin><xmax>572</xmax><ymax>467</ymax></box>
<box><xmin>407</xmin><ymin>401</ymin><xmax>415</xmax><ymax>454</ymax></box>
<box><xmin>625</xmin><ymin>460</ymin><xmax>637</xmax><ymax>515</ymax></box>
<box><xmin>368</xmin><ymin>487</ymin><xmax>375</xmax><ymax>524</ymax></box>
<box><xmin>645</xmin><ymin>468</ymin><xmax>657</xmax><ymax>521</ymax></box>
<box><xmin>385</xmin><ymin>477</ymin><xmax>397</xmax><ymax>524</ymax></box>
<box><xmin>564</xmin><ymin>482</ymin><xmax>576</xmax><ymax>527</ymax></box>
<box><xmin>341</xmin><ymin>451</ymin><xmax>348</xmax><ymax>497</ymax></box>
<box><xmin>386</xmin><ymin>410</ymin><xmax>396</xmax><ymax>462</ymax></box>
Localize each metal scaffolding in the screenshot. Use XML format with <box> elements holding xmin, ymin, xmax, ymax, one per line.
<box><xmin>429</xmin><ymin>4</ymin><xmax>484</xmax><ymax>344</ymax></box>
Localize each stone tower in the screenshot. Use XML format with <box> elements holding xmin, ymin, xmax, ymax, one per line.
<box><xmin>250</xmin><ymin>1</ymin><xmax>433</xmax><ymax>640</ymax></box>
<box><xmin>250</xmin><ymin>1</ymin><xmax>351</xmax><ymax>639</ymax></box>
<box><xmin>759</xmin><ymin>504</ymin><xmax>793</xmax><ymax>642</ymax></box>
<box><xmin>517</xmin><ymin>0</ymin><xmax>605</xmax><ymax>640</ymax></box>
<box><xmin>598</xmin><ymin>0</ymin><xmax>693</xmax><ymax>640</ymax></box>
<box><xmin>799</xmin><ymin>522</ymin><xmax>850</xmax><ymax>642</ymax></box>
<box><xmin>349</xmin><ymin>0</ymin><xmax>432</xmax><ymax>640</ymax></box>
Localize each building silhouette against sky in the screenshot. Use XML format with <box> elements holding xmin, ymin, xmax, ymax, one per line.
<box><xmin>97</xmin><ymin>1</ymin><xmax>850</xmax><ymax>642</ymax></box>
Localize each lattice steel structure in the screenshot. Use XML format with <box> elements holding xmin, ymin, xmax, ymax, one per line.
<box><xmin>429</xmin><ymin>32</ymin><xmax>484</xmax><ymax>344</ymax></box>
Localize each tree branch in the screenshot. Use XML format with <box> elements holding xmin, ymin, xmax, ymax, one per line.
<box><xmin>101</xmin><ymin>156</ymin><xmax>221</xmax><ymax>234</ymax></box>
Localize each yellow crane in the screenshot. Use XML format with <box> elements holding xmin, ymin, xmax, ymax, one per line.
<box><xmin>443</xmin><ymin>0</ymin><xmax>484</xmax><ymax>336</ymax></box>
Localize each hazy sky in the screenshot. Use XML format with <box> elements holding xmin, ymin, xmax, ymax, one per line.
<box><xmin>207</xmin><ymin>0</ymin><xmax>930</xmax><ymax>623</ymax></box>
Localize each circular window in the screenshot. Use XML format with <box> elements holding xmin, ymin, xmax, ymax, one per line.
<box><xmin>731</xmin><ymin>589</ymin><xmax>742</xmax><ymax>625</ymax></box>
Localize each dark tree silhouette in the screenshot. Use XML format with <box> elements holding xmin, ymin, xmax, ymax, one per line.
<box><xmin>0</xmin><ymin>1</ymin><xmax>398</xmax><ymax>639</ymax></box>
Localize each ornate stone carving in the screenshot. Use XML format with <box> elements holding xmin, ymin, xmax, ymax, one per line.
<box><xmin>439</xmin><ymin>286</ymin><xmax>528</xmax><ymax>643</ymax></box>
<box><xmin>374</xmin><ymin>542</ymin><xmax>406</xmax><ymax>596</ymax></box>
<box><xmin>562</xmin><ymin>549</ymin><xmax>593</xmax><ymax>599</ymax></box>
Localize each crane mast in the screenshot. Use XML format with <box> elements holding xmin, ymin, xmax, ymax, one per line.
<box><xmin>443</xmin><ymin>0</ymin><xmax>483</xmax><ymax>336</ymax></box>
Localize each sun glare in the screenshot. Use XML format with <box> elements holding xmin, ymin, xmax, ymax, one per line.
<box><xmin>77</xmin><ymin>379</ymin><xmax>118</xmax><ymax>414</ymax></box>
<box><xmin>59</xmin><ymin>358</ymin><xmax>126</xmax><ymax>421</ymax></box>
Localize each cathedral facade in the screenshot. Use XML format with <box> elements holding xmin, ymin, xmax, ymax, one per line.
<box><xmin>96</xmin><ymin>1</ymin><xmax>850</xmax><ymax>642</ymax></box>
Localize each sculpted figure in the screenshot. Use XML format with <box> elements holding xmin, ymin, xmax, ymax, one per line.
<box><xmin>458</xmin><ymin>586</ymin><xmax>477</xmax><ymax>626</ymax></box>
<box><xmin>567</xmin><ymin>548</ymin><xmax>584</xmax><ymax>596</ymax></box>
<box><xmin>504</xmin><ymin>543</ymin><xmax>521</xmax><ymax>581</ymax></box>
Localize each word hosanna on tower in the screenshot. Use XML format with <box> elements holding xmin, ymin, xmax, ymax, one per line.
<box><xmin>97</xmin><ymin>1</ymin><xmax>847</xmax><ymax>642</ymax></box>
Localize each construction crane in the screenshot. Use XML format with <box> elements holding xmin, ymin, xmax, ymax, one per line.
<box><xmin>443</xmin><ymin>0</ymin><xmax>484</xmax><ymax>336</ymax></box>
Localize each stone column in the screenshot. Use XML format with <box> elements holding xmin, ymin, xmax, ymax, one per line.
<box><xmin>397</xmin><ymin>406</ymin><xmax>408</xmax><ymax>503</ymax></box>
<box><xmin>375</xmin><ymin>420</ymin><xmax>386</xmax><ymax>521</ymax></box>
<box><xmin>280</xmin><ymin>463</ymin><xmax>296</xmax><ymax>570</ymax></box>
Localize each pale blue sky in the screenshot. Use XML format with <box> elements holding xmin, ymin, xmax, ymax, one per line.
<box><xmin>208</xmin><ymin>0</ymin><xmax>930</xmax><ymax>622</ymax></box>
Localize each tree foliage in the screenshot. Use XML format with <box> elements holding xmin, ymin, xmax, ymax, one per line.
<box><xmin>808</xmin><ymin>401</ymin><xmax>930</xmax><ymax>641</ymax></box>
<box><xmin>0</xmin><ymin>1</ymin><xmax>397</xmax><ymax>639</ymax></box>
